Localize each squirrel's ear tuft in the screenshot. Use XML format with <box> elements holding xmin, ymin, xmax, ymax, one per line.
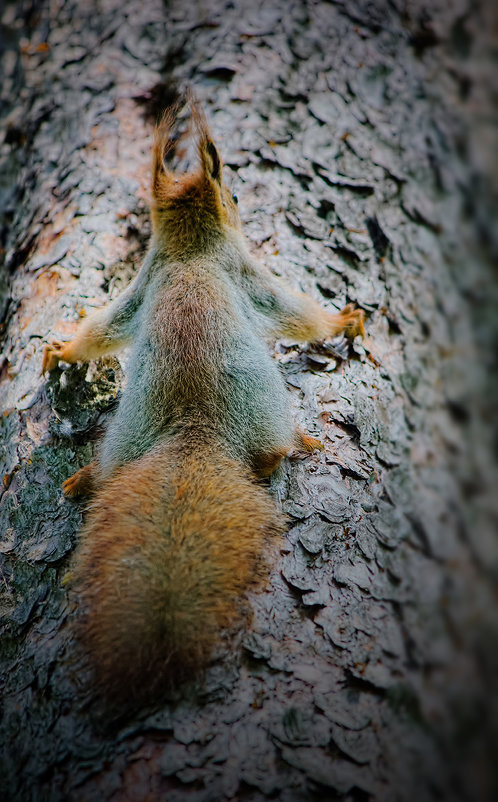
<box><xmin>201</xmin><ymin>139</ymin><xmax>222</xmax><ymax>185</ymax></box>
<box><xmin>152</xmin><ymin>105</ymin><xmax>179</xmax><ymax>202</ymax></box>
<box><xmin>189</xmin><ymin>90</ymin><xmax>223</xmax><ymax>186</ymax></box>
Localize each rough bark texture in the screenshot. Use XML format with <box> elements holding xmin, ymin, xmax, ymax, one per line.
<box><xmin>1</xmin><ymin>1</ymin><xmax>497</xmax><ymax>800</ymax></box>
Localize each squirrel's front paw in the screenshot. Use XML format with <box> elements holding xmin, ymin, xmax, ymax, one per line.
<box><xmin>42</xmin><ymin>340</ymin><xmax>68</xmax><ymax>373</ymax></box>
<box><xmin>340</xmin><ymin>305</ymin><xmax>365</xmax><ymax>338</ymax></box>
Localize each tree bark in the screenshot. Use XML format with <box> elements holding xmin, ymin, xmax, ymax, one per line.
<box><xmin>1</xmin><ymin>1</ymin><xmax>497</xmax><ymax>800</ymax></box>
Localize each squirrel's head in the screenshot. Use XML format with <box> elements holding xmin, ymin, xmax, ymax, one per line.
<box><xmin>151</xmin><ymin>95</ymin><xmax>241</xmax><ymax>252</ymax></box>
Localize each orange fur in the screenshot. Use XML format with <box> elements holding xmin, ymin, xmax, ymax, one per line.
<box><xmin>63</xmin><ymin>462</ymin><xmax>97</xmax><ymax>498</ymax></box>
<box><xmin>42</xmin><ymin>324</ymin><xmax>129</xmax><ymax>371</ymax></box>
<box><xmin>295</xmin><ymin>429</ymin><xmax>324</xmax><ymax>452</ymax></box>
<box><xmin>71</xmin><ymin>437</ymin><xmax>284</xmax><ymax>706</ymax></box>
<box><xmin>151</xmin><ymin>95</ymin><xmax>239</xmax><ymax>254</ymax></box>
<box><xmin>275</xmin><ymin>298</ymin><xmax>365</xmax><ymax>342</ymax></box>
<box><xmin>251</xmin><ymin>448</ymin><xmax>288</xmax><ymax>478</ymax></box>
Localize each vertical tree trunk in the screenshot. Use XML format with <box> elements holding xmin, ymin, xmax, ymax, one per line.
<box><xmin>1</xmin><ymin>1</ymin><xmax>497</xmax><ymax>800</ymax></box>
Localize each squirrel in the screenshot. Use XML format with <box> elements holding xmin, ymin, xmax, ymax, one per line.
<box><xmin>42</xmin><ymin>95</ymin><xmax>365</xmax><ymax>706</ymax></box>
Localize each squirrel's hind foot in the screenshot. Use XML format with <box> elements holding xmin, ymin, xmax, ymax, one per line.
<box><xmin>63</xmin><ymin>462</ymin><xmax>96</xmax><ymax>498</ymax></box>
<box><xmin>296</xmin><ymin>430</ymin><xmax>324</xmax><ymax>453</ymax></box>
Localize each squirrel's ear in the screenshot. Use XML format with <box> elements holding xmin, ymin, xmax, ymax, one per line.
<box><xmin>200</xmin><ymin>139</ymin><xmax>223</xmax><ymax>185</ymax></box>
<box><xmin>188</xmin><ymin>90</ymin><xmax>223</xmax><ymax>185</ymax></box>
<box><xmin>152</xmin><ymin>110</ymin><xmax>177</xmax><ymax>203</ymax></box>
<box><xmin>187</xmin><ymin>90</ymin><xmax>223</xmax><ymax>185</ymax></box>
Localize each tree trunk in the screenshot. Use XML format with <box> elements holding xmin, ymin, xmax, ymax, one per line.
<box><xmin>1</xmin><ymin>1</ymin><xmax>497</xmax><ymax>800</ymax></box>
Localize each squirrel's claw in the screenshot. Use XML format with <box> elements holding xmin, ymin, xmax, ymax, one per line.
<box><xmin>300</xmin><ymin>433</ymin><xmax>324</xmax><ymax>452</ymax></box>
<box><xmin>62</xmin><ymin>475</ymin><xmax>80</xmax><ymax>497</ymax></box>
<box><xmin>41</xmin><ymin>340</ymin><xmax>66</xmax><ymax>374</ymax></box>
<box><xmin>295</xmin><ymin>428</ymin><xmax>325</xmax><ymax>453</ymax></box>
<box><xmin>62</xmin><ymin>463</ymin><xmax>95</xmax><ymax>498</ymax></box>
<box><xmin>340</xmin><ymin>305</ymin><xmax>365</xmax><ymax>339</ymax></box>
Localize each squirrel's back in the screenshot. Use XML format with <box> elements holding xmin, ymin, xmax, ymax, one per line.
<box><xmin>95</xmin><ymin>98</ymin><xmax>295</xmax><ymax>478</ymax></box>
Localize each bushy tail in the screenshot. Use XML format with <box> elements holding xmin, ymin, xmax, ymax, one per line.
<box><xmin>71</xmin><ymin>437</ymin><xmax>284</xmax><ymax>706</ymax></box>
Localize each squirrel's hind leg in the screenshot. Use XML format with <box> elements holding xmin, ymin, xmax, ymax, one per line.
<box><xmin>252</xmin><ymin>448</ymin><xmax>288</xmax><ymax>478</ymax></box>
<box><xmin>62</xmin><ymin>461</ymin><xmax>97</xmax><ymax>498</ymax></box>
<box><xmin>251</xmin><ymin>430</ymin><xmax>323</xmax><ymax>478</ymax></box>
